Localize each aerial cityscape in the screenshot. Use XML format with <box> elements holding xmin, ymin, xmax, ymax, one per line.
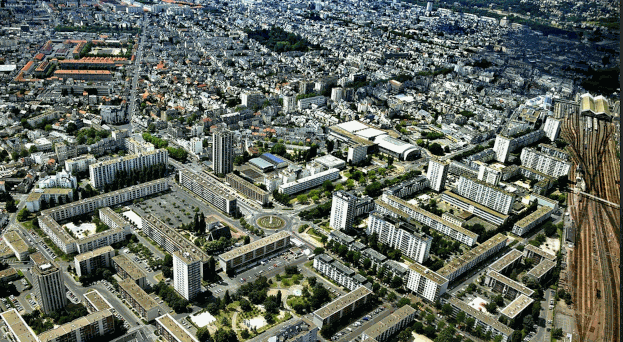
<box><xmin>0</xmin><ymin>1</ymin><xmax>619</xmax><ymax>342</ymax></box>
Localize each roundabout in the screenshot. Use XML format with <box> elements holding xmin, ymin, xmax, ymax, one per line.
<box><xmin>255</xmin><ymin>215</ymin><xmax>286</xmax><ymax>230</ymax></box>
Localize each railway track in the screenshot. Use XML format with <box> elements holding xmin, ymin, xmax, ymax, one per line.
<box><xmin>561</xmin><ymin>112</ymin><xmax>620</xmax><ymax>342</ymax></box>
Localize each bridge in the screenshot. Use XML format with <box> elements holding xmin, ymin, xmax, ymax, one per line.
<box><xmin>576</xmin><ymin>190</ymin><xmax>620</xmax><ymax>208</ymax></box>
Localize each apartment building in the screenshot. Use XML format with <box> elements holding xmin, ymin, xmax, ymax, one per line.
<box><xmin>40</xmin><ymin>179</ymin><xmax>169</xmax><ymax>222</ymax></box>
<box><xmin>25</xmin><ymin>188</ymin><xmax>74</xmax><ymax>212</ymax></box>
<box><xmin>156</xmin><ymin>314</ymin><xmax>199</xmax><ymax>342</ymax></box>
<box><xmin>0</xmin><ymin>309</ymin><xmax>39</xmax><ymax>342</ymax></box>
<box><xmin>455</xmin><ymin>176</ymin><xmax>515</xmax><ymax>215</ymax></box>
<box><xmin>4</xmin><ymin>230</ymin><xmax>29</xmax><ymax>261</ymax></box>
<box><xmin>241</xmin><ymin>91</ymin><xmax>264</xmax><ymax>108</ymax></box>
<box><xmin>118</xmin><ymin>278</ymin><xmax>160</xmax><ymax>321</ymax></box>
<box><xmin>74</xmin><ymin>246</ymin><xmax>115</xmax><ymax>277</ymax></box>
<box><xmin>113</xmin><ymin>254</ymin><xmax>147</xmax><ymax>288</ymax></box>
<box><xmin>440</xmin><ymin>190</ymin><xmax>509</xmax><ymax>226</ymax></box>
<box><xmin>376</xmin><ymin>196</ymin><xmax>479</xmax><ymax>246</ymax></box>
<box><xmin>427</xmin><ymin>159</ymin><xmax>449</xmax><ymax>192</ymax></box>
<box><xmin>178</xmin><ymin>169</ymin><xmax>237</xmax><ymax>215</ymax></box>
<box><xmin>406</xmin><ymin>263</ymin><xmax>449</xmax><ymax>303</ymax></box>
<box><xmin>140</xmin><ymin>215</ymin><xmax>210</xmax><ymax>278</ymax></box>
<box><xmin>538</xmin><ymin>143</ymin><xmax>570</xmax><ymax>161</ymax></box>
<box><xmin>278</xmin><ymin>168</ymin><xmax>340</xmax><ymax>195</ymax></box>
<box><xmin>262</xmin><ymin>317</ymin><xmax>318</xmax><ymax>342</ymax></box>
<box><xmin>99</xmin><ymin>207</ymin><xmax>132</xmax><ymax>233</ymax></box>
<box><xmin>384</xmin><ymin>175</ymin><xmax>430</xmax><ymax>199</ymax></box>
<box><xmin>64</xmin><ymin>154</ymin><xmax>96</xmax><ymax>173</ymax></box>
<box><xmin>173</xmin><ymin>250</ymin><xmax>202</xmax><ymax>301</ymax></box>
<box><xmin>367</xmin><ymin>212</ymin><xmax>432</xmax><ymax>264</ymax></box>
<box><xmin>84</xmin><ymin>290</ymin><xmax>113</xmax><ymax>313</ymax></box>
<box><xmin>361</xmin><ymin>247</ymin><xmax>388</xmax><ymax>267</ymax></box>
<box><xmin>347</xmin><ymin>144</ymin><xmax>368</xmax><ymax>164</ymax></box>
<box><xmin>437</xmin><ymin>233</ymin><xmax>508</xmax><ymax>282</ymax></box>
<box><xmin>125</xmin><ymin>137</ymin><xmax>155</xmax><ymax>155</ymax></box>
<box><xmin>499</xmin><ymin>294</ymin><xmax>534</xmax><ymax>322</ymax></box>
<box><xmin>225</xmin><ymin>173</ymin><xmax>269</xmax><ymax>206</ymax></box>
<box><xmin>219</xmin><ymin>231</ymin><xmax>291</xmax><ymax>273</ymax></box>
<box><xmin>330</xmin><ymin>191</ymin><xmax>357</xmax><ymax>231</ymax></box>
<box><xmin>298</xmin><ymin>95</ymin><xmax>326</xmax><ymax>110</ymax></box>
<box><xmin>543</xmin><ymin>117</ymin><xmax>561</xmax><ymax>141</ymax></box>
<box><xmin>493</xmin><ymin>130</ymin><xmax>544</xmax><ymax>162</ymax></box>
<box><xmin>523</xmin><ymin>244</ymin><xmax>556</xmax><ymax>263</ymax></box>
<box><xmin>488</xmin><ymin>249</ymin><xmax>523</xmax><ymax>275</ymax></box>
<box><xmin>520</xmin><ymin>147</ymin><xmax>571</xmax><ymax>178</ymax></box>
<box><xmin>360</xmin><ymin>305</ymin><xmax>416</xmax><ymax>342</ymax></box>
<box><xmin>447</xmin><ymin>298</ymin><xmax>513</xmax><ymax>342</ymax></box>
<box><xmin>30</xmin><ymin>253</ymin><xmax>67</xmax><ymax>314</ymax></box>
<box><xmin>54</xmin><ymin>69</ymin><xmax>113</xmax><ymax>81</ymax></box>
<box><xmin>313</xmin><ymin>254</ymin><xmax>369</xmax><ymax>291</ymax></box>
<box><xmin>212</xmin><ymin>130</ymin><xmax>234</xmax><ymax>175</ymax></box>
<box><xmin>512</xmin><ymin>206</ymin><xmax>553</xmax><ymax>236</ymax></box>
<box><xmin>484</xmin><ymin>270</ymin><xmax>535</xmax><ymax>300</ymax></box>
<box><xmin>89</xmin><ymin>149</ymin><xmax>168</xmax><ymax>188</ymax></box>
<box><xmin>312</xmin><ymin>286</ymin><xmax>373</xmax><ymax>328</ymax></box>
<box><xmin>526</xmin><ymin>259</ymin><xmax>557</xmax><ymax>281</ymax></box>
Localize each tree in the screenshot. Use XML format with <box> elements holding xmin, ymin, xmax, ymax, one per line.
<box><xmin>307</xmin><ymin>276</ymin><xmax>317</xmax><ymax>287</ymax></box>
<box><xmin>270</xmin><ymin>143</ymin><xmax>287</xmax><ymax>156</ymax></box>
<box><xmin>428</xmin><ymin>143</ymin><xmax>444</xmax><ymax>156</ymax></box>
<box><xmin>434</xmin><ymin>326</ymin><xmax>456</xmax><ymax>342</ymax></box>
<box><xmin>326</xmin><ymin>140</ymin><xmax>334</xmax><ymax>153</ymax></box>
<box><xmin>17</xmin><ymin>207</ymin><xmax>29</xmax><ymax>222</ymax></box>
<box><xmin>442</xmin><ymin>303</ymin><xmax>453</xmax><ymax>316</ymax></box>
<box><xmin>362</xmin><ymin>258</ymin><xmax>371</xmax><ymax>270</ymax></box>
<box><xmin>296</xmin><ymin>194</ymin><xmax>308</xmax><ymax>203</ymax></box>
<box><xmin>390</xmin><ymin>276</ymin><xmax>403</xmax><ymax>288</ymax></box>
<box><xmin>243</xmin><ymin>236</ymin><xmax>250</xmax><ymax>244</ymax></box>
<box><xmin>196</xmin><ymin>327</ymin><xmax>212</xmax><ymax>342</ymax></box>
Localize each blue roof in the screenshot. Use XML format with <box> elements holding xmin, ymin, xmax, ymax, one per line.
<box><xmin>249</xmin><ymin>157</ymin><xmax>274</xmax><ymax>170</ymax></box>
<box><xmin>261</xmin><ymin>153</ymin><xmax>286</xmax><ymax>165</ymax></box>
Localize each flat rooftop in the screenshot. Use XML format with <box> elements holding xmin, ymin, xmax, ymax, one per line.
<box><xmin>144</xmin><ymin>215</ymin><xmax>210</xmax><ymax>262</ymax></box>
<box><xmin>500</xmin><ymin>294</ymin><xmax>534</xmax><ymax>319</ymax></box>
<box><xmin>524</xmin><ymin>244</ymin><xmax>556</xmax><ymax>261</ymax></box>
<box><xmin>113</xmin><ymin>254</ymin><xmax>147</xmax><ymax>280</ymax></box>
<box><xmin>156</xmin><ymin>314</ymin><xmax>199</xmax><ymax>342</ymax></box>
<box><xmin>438</xmin><ymin>233</ymin><xmax>507</xmax><ymax>278</ymax></box>
<box><xmin>100</xmin><ymin>207</ymin><xmax>131</xmax><ymax>228</ymax></box>
<box><xmin>75</xmin><ymin>245</ymin><xmax>114</xmax><ymax>262</ymax></box>
<box><xmin>408</xmin><ymin>262</ymin><xmax>448</xmax><ymax>285</ymax></box>
<box><xmin>84</xmin><ymin>289</ymin><xmax>112</xmax><ymax>311</ymax></box>
<box><xmin>313</xmin><ymin>286</ymin><xmax>372</xmax><ymax>320</ymax></box>
<box><xmin>514</xmin><ymin>206</ymin><xmax>552</xmax><ymax>228</ymax></box>
<box><xmin>219</xmin><ymin>231</ymin><xmax>290</xmax><ymax>262</ymax></box>
<box><xmin>487</xmin><ymin>270</ymin><xmax>535</xmax><ymax>297</ymax></box>
<box><xmin>39</xmin><ymin>310</ymin><xmax>114</xmax><ymax>342</ymax></box>
<box><xmin>4</xmin><ymin>230</ymin><xmax>29</xmax><ymax>253</ymax></box>
<box><xmin>448</xmin><ymin>298</ymin><xmax>513</xmax><ymax>336</ymax></box>
<box><xmin>119</xmin><ymin>278</ymin><xmax>159</xmax><ymax>311</ymax></box>
<box><xmin>1</xmin><ymin>309</ymin><xmax>38</xmax><ymax>342</ymax></box>
<box><xmin>488</xmin><ymin>249</ymin><xmax>523</xmax><ymax>273</ymax></box>
<box><xmin>442</xmin><ymin>190</ymin><xmax>509</xmax><ymax>220</ymax></box>
<box><xmin>527</xmin><ymin>259</ymin><xmax>556</xmax><ymax>279</ymax></box>
<box><xmin>363</xmin><ymin>305</ymin><xmax>415</xmax><ymax>340</ymax></box>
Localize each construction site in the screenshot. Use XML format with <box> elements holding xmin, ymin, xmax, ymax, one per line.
<box><xmin>561</xmin><ymin>110</ymin><xmax>620</xmax><ymax>342</ymax></box>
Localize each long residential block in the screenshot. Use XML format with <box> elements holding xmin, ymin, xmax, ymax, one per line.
<box><xmin>440</xmin><ymin>190</ymin><xmax>509</xmax><ymax>226</ymax></box>
<box><xmin>437</xmin><ymin>233</ymin><xmax>507</xmax><ymax>282</ymax></box>
<box><xmin>156</xmin><ymin>314</ymin><xmax>199</xmax><ymax>342</ymax></box>
<box><xmin>313</xmin><ymin>254</ymin><xmax>369</xmax><ymax>291</ymax></box>
<box><xmin>225</xmin><ymin>173</ymin><xmax>269</xmax><ymax>206</ymax></box>
<box><xmin>219</xmin><ymin>231</ymin><xmax>291</xmax><ymax>273</ymax></box>
<box><xmin>520</xmin><ymin>147</ymin><xmax>571</xmax><ymax>178</ymax></box>
<box><xmin>484</xmin><ymin>270</ymin><xmax>535</xmax><ymax>300</ymax></box>
<box><xmin>377</xmin><ymin>195</ymin><xmax>478</xmax><ymax>246</ymax></box>
<box><xmin>448</xmin><ymin>297</ymin><xmax>513</xmax><ymax>342</ymax></box>
<box><xmin>178</xmin><ymin>169</ymin><xmax>237</xmax><ymax>215</ymax></box>
<box><xmin>118</xmin><ymin>278</ymin><xmax>160</xmax><ymax>321</ymax></box>
<box><xmin>113</xmin><ymin>254</ymin><xmax>147</xmax><ymax>288</ymax></box>
<box><xmin>4</xmin><ymin>230</ymin><xmax>29</xmax><ymax>261</ymax></box>
<box><xmin>361</xmin><ymin>305</ymin><xmax>415</xmax><ymax>342</ymax></box>
<box><xmin>312</xmin><ymin>286</ymin><xmax>373</xmax><ymax>328</ymax></box>
<box><xmin>278</xmin><ymin>168</ymin><xmax>340</xmax><ymax>195</ymax></box>
<box><xmin>512</xmin><ymin>206</ymin><xmax>553</xmax><ymax>236</ymax></box>
<box><xmin>455</xmin><ymin>175</ymin><xmax>515</xmax><ymax>215</ymax></box>
<box><xmin>89</xmin><ymin>149</ymin><xmax>168</xmax><ymax>188</ymax></box>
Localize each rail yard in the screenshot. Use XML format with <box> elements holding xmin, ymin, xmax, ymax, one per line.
<box><xmin>561</xmin><ymin>112</ymin><xmax>620</xmax><ymax>342</ymax></box>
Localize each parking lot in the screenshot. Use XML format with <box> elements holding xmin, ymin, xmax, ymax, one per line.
<box><xmin>333</xmin><ymin>304</ymin><xmax>393</xmax><ymax>341</ymax></box>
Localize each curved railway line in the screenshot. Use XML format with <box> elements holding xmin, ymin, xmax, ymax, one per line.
<box><xmin>561</xmin><ymin>112</ymin><xmax>619</xmax><ymax>342</ymax></box>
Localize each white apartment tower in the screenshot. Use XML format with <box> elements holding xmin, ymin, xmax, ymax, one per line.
<box><xmin>427</xmin><ymin>159</ymin><xmax>449</xmax><ymax>192</ymax></box>
<box><xmin>543</xmin><ymin>117</ymin><xmax>561</xmax><ymax>141</ymax></box>
<box><xmin>212</xmin><ymin>130</ymin><xmax>234</xmax><ymax>175</ymax></box>
<box><xmin>173</xmin><ymin>250</ymin><xmax>202</xmax><ymax>301</ymax></box>
<box><xmin>330</xmin><ymin>191</ymin><xmax>357</xmax><ymax>231</ymax></box>
<box><xmin>493</xmin><ymin>135</ymin><xmax>512</xmax><ymax>162</ymax></box>
<box><xmin>475</xmin><ymin>161</ymin><xmax>501</xmax><ymax>186</ymax></box>
<box><xmin>520</xmin><ymin>148</ymin><xmax>571</xmax><ymax>178</ymax></box>
<box><xmin>31</xmin><ymin>255</ymin><xmax>67</xmax><ymax>314</ymax></box>
<box><xmin>455</xmin><ymin>176</ymin><xmax>515</xmax><ymax>215</ymax></box>
<box><xmin>367</xmin><ymin>212</ymin><xmax>432</xmax><ymax>264</ymax></box>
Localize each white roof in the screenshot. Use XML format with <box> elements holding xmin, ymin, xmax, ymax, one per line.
<box><xmin>356</xmin><ymin>128</ymin><xmax>386</xmax><ymax>139</ymax></box>
<box><xmin>374</xmin><ymin>135</ymin><xmax>419</xmax><ymax>157</ymax></box>
<box><xmin>336</xmin><ymin>120</ymin><xmax>369</xmax><ymax>133</ymax></box>
<box><xmin>0</xmin><ymin>65</ymin><xmax>16</xmax><ymax>72</ymax></box>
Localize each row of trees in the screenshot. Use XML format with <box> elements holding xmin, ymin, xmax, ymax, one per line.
<box><xmin>103</xmin><ymin>163</ymin><xmax>167</xmax><ymax>193</ymax></box>
<box><xmin>153</xmin><ymin>280</ymin><xmax>189</xmax><ymax>313</ymax></box>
